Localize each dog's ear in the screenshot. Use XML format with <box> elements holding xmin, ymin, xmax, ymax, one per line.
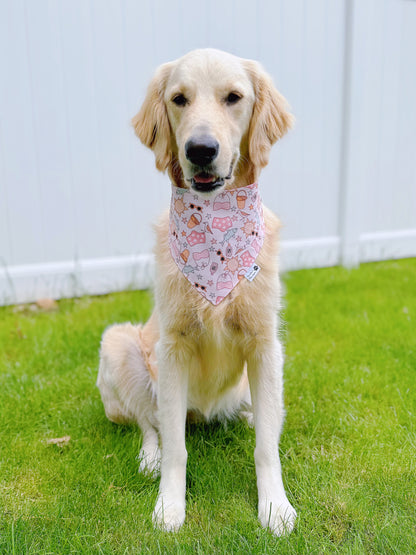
<box><xmin>132</xmin><ymin>63</ymin><xmax>173</xmax><ymax>172</ymax></box>
<box><xmin>244</xmin><ymin>60</ymin><xmax>293</xmax><ymax>169</ymax></box>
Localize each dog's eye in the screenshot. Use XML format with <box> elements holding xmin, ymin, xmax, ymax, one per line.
<box><xmin>226</xmin><ymin>92</ymin><xmax>242</xmax><ymax>105</ymax></box>
<box><xmin>172</xmin><ymin>93</ymin><xmax>187</xmax><ymax>107</ymax></box>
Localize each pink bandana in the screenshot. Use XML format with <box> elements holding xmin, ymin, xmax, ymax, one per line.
<box><xmin>169</xmin><ymin>182</ymin><xmax>265</xmax><ymax>305</ymax></box>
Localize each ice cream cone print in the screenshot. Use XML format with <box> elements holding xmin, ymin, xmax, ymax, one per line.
<box><xmin>181</xmin><ymin>249</ymin><xmax>190</xmax><ymax>263</ymax></box>
<box><xmin>187</xmin><ymin>212</ymin><xmax>202</xmax><ymax>229</ymax></box>
<box><xmin>237</xmin><ymin>190</ymin><xmax>247</xmax><ymax>209</ymax></box>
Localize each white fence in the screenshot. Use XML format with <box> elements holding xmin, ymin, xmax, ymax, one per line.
<box><xmin>1</xmin><ymin>0</ymin><xmax>415</xmax><ymax>305</ymax></box>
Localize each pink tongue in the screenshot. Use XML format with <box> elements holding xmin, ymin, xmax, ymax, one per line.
<box><xmin>194</xmin><ymin>173</ymin><xmax>216</xmax><ymax>184</ymax></box>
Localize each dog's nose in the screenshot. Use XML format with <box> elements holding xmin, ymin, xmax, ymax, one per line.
<box><xmin>185</xmin><ymin>136</ymin><xmax>219</xmax><ymax>167</ymax></box>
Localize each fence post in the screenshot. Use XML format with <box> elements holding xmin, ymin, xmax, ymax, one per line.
<box><xmin>339</xmin><ymin>0</ymin><xmax>361</xmax><ymax>268</ymax></box>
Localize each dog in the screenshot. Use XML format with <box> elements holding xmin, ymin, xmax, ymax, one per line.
<box><xmin>97</xmin><ymin>48</ymin><xmax>296</xmax><ymax>535</ymax></box>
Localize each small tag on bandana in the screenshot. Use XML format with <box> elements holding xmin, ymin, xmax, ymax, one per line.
<box><xmin>245</xmin><ymin>263</ymin><xmax>261</xmax><ymax>282</ymax></box>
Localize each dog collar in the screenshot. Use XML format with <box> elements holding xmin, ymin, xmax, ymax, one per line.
<box><xmin>168</xmin><ymin>182</ymin><xmax>265</xmax><ymax>305</ymax></box>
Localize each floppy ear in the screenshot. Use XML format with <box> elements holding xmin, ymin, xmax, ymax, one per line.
<box><xmin>245</xmin><ymin>60</ymin><xmax>294</xmax><ymax>169</ymax></box>
<box><xmin>131</xmin><ymin>63</ymin><xmax>173</xmax><ymax>172</ymax></box>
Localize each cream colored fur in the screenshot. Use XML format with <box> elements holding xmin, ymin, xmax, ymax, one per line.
<box><xmin>97</xmin><ymin>48</ymin><xmax>296</xmax><ymax>535</ymax></box>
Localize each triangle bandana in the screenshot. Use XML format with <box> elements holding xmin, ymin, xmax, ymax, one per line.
<box><xmin>168</xmin><ymin>182</ymin><xmax>265</xmax><ymax>305</ymax></box>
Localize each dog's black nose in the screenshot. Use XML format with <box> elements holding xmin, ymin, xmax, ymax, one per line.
<box><xmin>185</xmin><ymin>136</ymin><xmax>219</xmax><ymax>167</ymax></box>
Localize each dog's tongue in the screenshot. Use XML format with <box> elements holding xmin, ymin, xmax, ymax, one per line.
<box><xmin>193</xmin><ymin>172</ymin><xmax>217</xmax><ymax>184</ymax></box>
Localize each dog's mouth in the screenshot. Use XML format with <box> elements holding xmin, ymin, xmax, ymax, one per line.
<box><xmin>191</xmin><ymin>172</ymin><xmax>224</xmax><ymax>193</ymax></box>
<box><xmin>189</xmin><ymin>163</ymin><xmax>234</xmax><ymax>194</ymax></box>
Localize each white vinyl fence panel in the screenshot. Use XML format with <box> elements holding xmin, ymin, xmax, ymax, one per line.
<box><xmin>0</xmin><ymin>0</ymin><xmax>415</xmax><ymax>305</ymax></box>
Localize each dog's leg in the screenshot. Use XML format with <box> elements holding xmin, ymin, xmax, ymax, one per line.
<box><xmin>152</xmin><ymin>337</ymin><xmax>188</xmax><ymax>532</ymax></box>
<box><xmin>97</xmin><ymin>323</ymin><xmax>161</xmax><ymax>475</ymax></box>
<box><xmin>247</xmin><ymin>337</ymin><xmax>296</xmax><ymax>535</ymax></box>
<box><xmin>138</xmin><ymin>426</ymin><xmax>160</xmax><ymax>475</ymax></box>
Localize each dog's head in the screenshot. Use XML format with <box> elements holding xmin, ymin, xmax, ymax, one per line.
<box><xmin>133</xmin><ymin>49</ymin><xmax>292</xmax><ymax>195</ymax></box>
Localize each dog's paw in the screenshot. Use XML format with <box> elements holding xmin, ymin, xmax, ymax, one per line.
<box><xmin>239</xmin><ymin>409</ymin><xmax>254</xmax><ymax>428</ymax></box>
<box><xmin>259</xmin><ymin>500</ymin><xmax>297</xmax><ymax>536</ymax></box>
<box><xmin>137</xmin><ymin>446</ymin><xmax>161</xmax><ymax>477</ymax></box>
<box><xmin>152</xmin><ymin>496</ymin><xmax>185</xmax><ymax>532</ymax></box>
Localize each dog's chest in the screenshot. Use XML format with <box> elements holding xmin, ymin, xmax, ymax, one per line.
<box><xmin>185</xmin><ymin>322</ymin><xmax>247</xmax><ymax>418</ymax></box>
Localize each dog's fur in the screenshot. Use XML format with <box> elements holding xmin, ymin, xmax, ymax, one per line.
<box><xmin>97</xmin><ymin>49</ymin><xmax>296</xmax><ymax>535</ymax></box>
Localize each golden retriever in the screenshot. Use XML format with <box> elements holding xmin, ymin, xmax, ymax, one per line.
<box><xmin>97</xmin><ymin>48</ymin><xmax>296</xmax><ymax>535</ymax></box>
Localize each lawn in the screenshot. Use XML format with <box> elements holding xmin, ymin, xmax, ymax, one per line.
<box><xmin>1</xmin><ymin>259</ymin><xmax>415</xmax><ymax>554</ymax></box>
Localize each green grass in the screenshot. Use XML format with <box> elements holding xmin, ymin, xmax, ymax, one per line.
<box><xmin>1</xmin><ymin>259</ymin><xmax>415</xmax><ymax>554</ymax></box>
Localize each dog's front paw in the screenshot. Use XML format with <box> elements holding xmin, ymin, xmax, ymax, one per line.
<box><xmin>152</xmin><ymin>495</ymin><xmax>185</xmax><ymax>532</ymax></box>
<box><xmin>138</xmin><ymin>446</ymin><xmax>161</xmax><ymax>476</ymax></box>
<box><xmin>259</xmin><ymin>499</ymin><xmax>297</xmax><ymax>536</ymax></box>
